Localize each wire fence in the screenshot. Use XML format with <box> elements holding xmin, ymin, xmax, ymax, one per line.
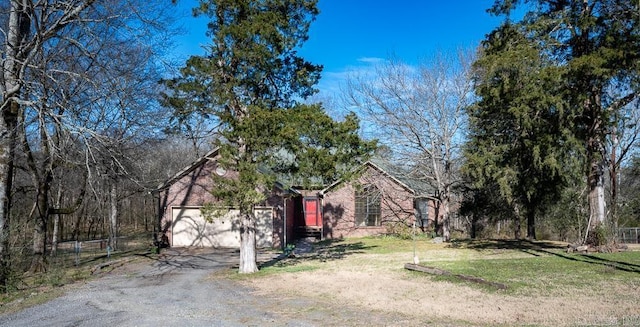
<box><xmin>10</xmin><ymin>233</ymin><xmax>155</xmax><ymax>272</ymax></box>
<box><xmin>618</xmin><ymin>228</ymin><xmax>640</xmax><ymax>244</ymax></box>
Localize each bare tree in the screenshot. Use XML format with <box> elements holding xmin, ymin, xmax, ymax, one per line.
<box><xmin>345</xmin><ymin>50</ymin><xmax>474</xmax><ymax>241</ymax></box>
<box><xmin>0</xmin><ymin>0</ymin><xmax>100</xmax><ymax>290</ymax></box>
<box><xmin>608</xmin><ymin>99</ymin><xmax>640</xmax><ymax>229</ymax></box>
<box><xmin>2</xmin><ymin>0</ymin><xmax>175</xmax><ymax>274</ymax></box>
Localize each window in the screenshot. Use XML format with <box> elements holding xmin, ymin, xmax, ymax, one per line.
<box><xmin>355</xmin><ymin>185</ymin><xmax>381</xmax><ymax>226</ymax></box>
<box><xmin>415</xmin><ymin>199</ymin><xmax>430</xmax><ymax>228</ymax></box>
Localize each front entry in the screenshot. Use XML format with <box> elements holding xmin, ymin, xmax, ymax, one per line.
<box><xmin>303</xmin><ymin>197</ymin><xmax>321</xmax><ymax>227</ymax></box>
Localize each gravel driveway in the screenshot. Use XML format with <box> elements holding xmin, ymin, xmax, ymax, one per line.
<box><xmin>0</xmin><ymin>248</ymin><xmax>410</xmax><ymax>327</ymax></box>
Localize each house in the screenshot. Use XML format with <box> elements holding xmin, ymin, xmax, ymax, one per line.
<box><xmin>318</xmin><ymin>161</ymin><xmax>438</xmax><ymax>239</ymax></box>
<box><xmin>154</xmin><ymin>150</ymin><xmax>440</xmax><ymax>249</ymax></box>
<box><xmin>153</xmin><ymin>148</ymin><xmax>289</xmax><ymax>248</ymax></box>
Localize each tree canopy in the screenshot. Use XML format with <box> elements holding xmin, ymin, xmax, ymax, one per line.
<box><xmin>164</xmin><ymin>0</ymin><xmax>375</xmax><ymax>273</ymax></box>
<box><xmin>466</xmin><ymin>22</ymin><xmax>578</xmax><ymax>239</ymax></box>
<box><xmin>466</xmin><ymin>0</ymin><xmax>640</xmax><ymax>241</ymax></box>
<box><xmin>345</xmin><ymin>51</ymin><xmax>474</xmax><ymax>241</ymax></box>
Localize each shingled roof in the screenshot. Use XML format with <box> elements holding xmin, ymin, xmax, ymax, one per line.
<box><xmin>153</xmin><ymin>148</ymin><xmax>220</xmax><ymax>192</ymax></box>
<box><xmin>320</xmin><ymin>159</ymin><xmax>436</xmax><ymax>199</ymax></box>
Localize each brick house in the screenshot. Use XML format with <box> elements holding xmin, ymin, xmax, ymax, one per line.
<box><xmin>154</xmin><ymin>148</ymin><xmax>288</xmax><ymax>248</ymax></box>
<box><xmin>319</xmin><ymin>161</ymin><xmax>438</xmax><ymax>239</ymax></box>
<box><xmin>154</xmin><ymin>150</ymin><xmax>439</xmax><ymax>248</ymax></box>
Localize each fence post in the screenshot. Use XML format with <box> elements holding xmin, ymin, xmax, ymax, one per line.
<box><xmin>74</xmin><ymin>241</ymin><xmax>82</xmax><ymax>266</ymax></box>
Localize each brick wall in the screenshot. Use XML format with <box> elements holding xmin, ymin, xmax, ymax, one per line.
<box><xmin>158</xmin><ymin>155</ymin><xmax>284</xmax><ymax>248</ymax></box>
<box><xmin>322</xmin><ymin>165</ymin><xmax>417</xmax><ymax>239</ymax></box>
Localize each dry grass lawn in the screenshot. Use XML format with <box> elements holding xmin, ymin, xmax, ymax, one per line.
<box><xmin>242</xmin><ymin>238</ymin><xmax>640</xmax><ymax>327</ymax></box>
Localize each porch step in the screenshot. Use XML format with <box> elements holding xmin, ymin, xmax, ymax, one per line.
<box><xmin>295</xmin><ymin>226</ymin><xmax>322</xmax><ymax>239</ymax></box>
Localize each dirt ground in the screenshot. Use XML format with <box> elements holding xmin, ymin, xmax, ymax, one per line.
<box><xmin>0</xmin><ymin>248</ymin><xmax>435</xmax><ymax>326</ymax></box>
<box><xmin>1</xmin><ymin>245</ymin><xmax>638</xmax><ymax>326</ymax></box>
<box><xmin>242</xmin><ymin>244</ymin><xmax>640</xmax><ymax>327</ymax></box>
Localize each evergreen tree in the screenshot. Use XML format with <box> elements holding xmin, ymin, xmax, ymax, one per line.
<box><xmin>466</xmin><ymin>23</ymin><xmax>578</xmax><ymax>239</ymax></box>
<box><xmin>164</xmin><ymin>0</ymin><xmax>375</xmax><ymax>273</ymax></box>
<box><xmin>469</xmin><ymin>0</ymin><xmax>640</xmax><ymax>241</ymax></box>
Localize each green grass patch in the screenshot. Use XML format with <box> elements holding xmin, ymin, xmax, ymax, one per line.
<box><xmin>348</xmin><ymin>235</ymin><xmax>444</xmax><ymax>254</ymax></box>
<box><xmin>260</xmin><ymin>236</ymin><xmax>640</xmax><ymax>296</ymax></box>
<box><xmin>412</xmin><ymin>241</ymin><xmax>640</xmax><ymax>294</ymax></box>
<box><xmin>228</xmin><ymin>263</ymin><xmax>322</xmax><ymax>281</ymax></box>
<box><xmin>260</xmin><ymin>263</ymin><xmax>320</xmax><ymax>274</ymax></box>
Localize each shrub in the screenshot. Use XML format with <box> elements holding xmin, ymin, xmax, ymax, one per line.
<box><xmin>385</xmin><ymin>222</ymin><xmax>414</xmax><ymax>240</ymax></box>
<box><xmin>586</xmin><ymin>224</ymin><xmax>609</xmax><ymax>246</ymax></box>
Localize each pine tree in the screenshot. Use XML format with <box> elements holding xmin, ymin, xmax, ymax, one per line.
<box><xmin>466</xmin><ymin>23</ymin><xmax>577</xmax><ymax>239</ymax></box>
<box><xmin>469</xmin><ymin>0</ymin><xmax>640</xmax><ymax>241</ymax></box>
<box><xmin>164</xmin><ymin>0</ymin><xmax>375</xmax><ymax>273</ymax></box>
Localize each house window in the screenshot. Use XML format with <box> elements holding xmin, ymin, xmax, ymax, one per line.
<box><xmin>355</xmin><ymin>185</ymin><xmax>381</xmax><ymax>226</ymax></box>
<box><xmin>415</xmin><ymin>199</ymin><xmax>430</xmax><ymax>228</ymax></box>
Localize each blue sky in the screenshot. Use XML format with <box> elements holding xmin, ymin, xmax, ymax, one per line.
<box><xmin>173</xmin><ymin>1</ymin><xmax>504</xmax><ymax>97</ymax></box>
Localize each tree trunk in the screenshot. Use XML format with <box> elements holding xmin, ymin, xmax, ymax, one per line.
<box><xmin>588</xmin><ymin>161</ymin><xmax>606</xmax><ymax>226</ymax></box>
<box><xmin>30</xmin><ymin>181</ymin><xmax>50</xmax><ymax>273</ymax></box>
<box><xmin>0</xmin><ymin>0</ymin><xmax>31</xmax><ymax>292</ymax></box>
<box><xmin>526</xmin><ymin>207</ymin><xmax>536</xmax><ymax>240</ymax></box>
<box><xmin>610</xmin><ymin>116</ymin><xmax>618</xmax><ymax>227</ymax></box>
<box><xmin>586</xmin><ymin>159</ymin><xmax>606</xmax><ymax>246</ymax></box>
<box><xmin>109</xmin><ymin>182</ymin><xmax>118</xmax><ymax>251</ymax></box>
<box><xmin>31</xmin><ymin>220</ymin><xmax>47</xmax><ymax>272</ymax></box>
<box><xmin>0</xmin><ymin>112</ymin><xmax>17</xmax><ymax>288</ymax></box>
<box><xmin>73</xmin><ymin>204</ymin><xmax>84</xmax><ymax>241</ymax></box>
<box><xmin>433</xmin><ymin>203</ymin><xmax>441</xmax><ymax>235</ymax></box>
<box><xmin>238</xmin><ymin>209</ymin><xmax>258</xmax><ymax>273</ymax></box>
<box><xmin>50</xmin><ymin>187</ymin><xmax>63</xmax><ymax>257</ymax></box>
<box><xmin>470</xmin><ymin>215</ymin><xmax>478</xmax><ymax>239</ymax></box>
<box><xmin>589</xmin><ymin>182</ymin><xmax>606</xmax><ymax>229</ymax></box>
<box><xmin>143</xmin><ymin>196</ymin><xmax>148</xmax><ymax>232</ymax></box>
<box><xmin>585</xmin><ymin>87</ymin><xmax>607</xmax><ymax>232</ymax></box>
<box><xmin>51</xmin><ymin>214</ymin><xmax>60</xmax><ymax>257</ymax></box>
<box><xmin>441</xmin><ymin>195</ymin><xmax>451</xmax><ymax>242</ymax></box>
<box><xmin>235</xmin><ymin>132</ymin><xmax>258</xmax><ymax>273</ymax></box>
<box><xmin>513</xmin><ymin>204</ymin><xmax>521</xmax><ymax>239</ymax></box>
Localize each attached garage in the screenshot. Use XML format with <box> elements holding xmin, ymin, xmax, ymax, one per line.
<box><xmin>171</xmin><ymin>207</ymin><xmax>274</xmax><ymax>248</ymax></box>
<box><xmin>154</xmin><ymin>148</ymin><xmax>289</xmax><ymax>249</ymax></box>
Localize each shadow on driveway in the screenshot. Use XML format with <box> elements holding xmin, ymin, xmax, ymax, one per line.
<box><xmin>137</xmin><ymin>247</ymin><xmax>282</xmax><ymax>276</ymax></box>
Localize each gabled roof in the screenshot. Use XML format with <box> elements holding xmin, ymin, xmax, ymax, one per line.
<box><xmin>153</xmin><ymin>147</ymin><xmax>297</xmax><ymax>195</ymax></box>
<box><xmin>369</xmin><ymin>159</ymin><xmax>435</xmax><ymax>198</ymax></box>
<box><xmin>320</xmin><ymin>161</ymin><xmax>435</xmax><ymax>198</ymax></box>
<box><xmin>154</xmin><ymin>148</ymin><xmax>436</xmax><ymax>199</ymax></box>
<box><xmin>153</xmin><ymin>148</ymin><xmax>220</xmax><ymax>192</ymax></box>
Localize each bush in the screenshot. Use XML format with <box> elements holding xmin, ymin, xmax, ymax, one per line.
<box><xmin>385</xmin><ymin>222</ymin><xmax>414</xmax><ymax>240</ymax></box>
<box><xmin>586</xmin><ymin>224</ymin><xmax>609</xmax><ymax>246</ymax></box>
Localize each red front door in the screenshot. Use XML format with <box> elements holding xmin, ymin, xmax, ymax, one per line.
<box><xmin>304</xmin><ymin>198</ymin><xmax>321</xmax><ymax>227</ymax></box>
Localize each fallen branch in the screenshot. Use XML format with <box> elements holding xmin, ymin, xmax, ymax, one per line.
<box><xmin>404</xmin><ymin>263</ymin><xmax>508</xmax><ymax>290</ymax></box>
<box><xmin>91</xmin><ymin>258</ymin><xmax>132</xmax><ymax>275</ymax></box>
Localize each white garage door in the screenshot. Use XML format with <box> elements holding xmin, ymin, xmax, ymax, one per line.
<box><xmin>171</xmin><ymin>207</ymin><xmax>273</xmax><ymax>248</ymax></box>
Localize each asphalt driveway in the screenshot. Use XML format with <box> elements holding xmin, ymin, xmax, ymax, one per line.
<box><xmin>0</xmin><ymin>248</ymin><xmax>410</xmax><ymax>327</ymax></box>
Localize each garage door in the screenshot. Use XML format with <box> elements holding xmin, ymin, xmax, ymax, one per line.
<box><xmin>171</xmin><ymin>207</ymin><xmax>273</xmax><ymax>248</ymax></box>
